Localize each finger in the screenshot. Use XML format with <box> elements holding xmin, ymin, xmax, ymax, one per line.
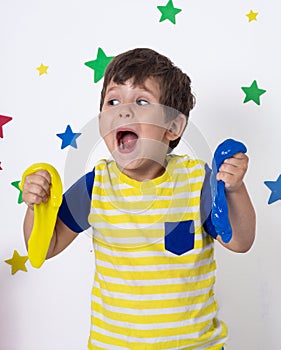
<box><xmin>35</xmin><ymin>170</ymin><xmax>51</xmax><ymax>183</ymax></box>
<box><xmin>22</xmin><ymin>181</ymin><xmax>50</xmax><ymax>203</ymax></box>
<box><xmin>222</xmin><ymin>156</ymin><xmax>248</xmax><ymax>171</ymax></box>
<box><xmin>219</xmin><ymin>163</ymin><xmax>242</xmax><ymax>176</ymax></box>
<box><xmin>22</xmin><ymin>179</ymin><xmax>50</xmax><ymax>208</ymax></box>
<box><xmin>216</xmin><ymin>171</ymin><xmax>234</xmax><ymax>183</ymax></box>
<box><xmin>230</xmin><ymin>152</ymin><xmax>248</xmax><ymax>161</ymax></box>
<box><xmin>22</xmin><ymin>191</ymin><xmax>46</xmax><ymax>207</ymax></box>
<box><xmin>216</xmin><ymin>172</ymin><xmax>243</xmax><ymax>191</ymax></box>
<box><xmin>24</xmin><ymin>172</ymin><xmax>51</xmax><ymax>195</ymax></box>
<box><xmin>23</xmin><ymin>182</ymin><xmax>49</xmax><ymax>198</ymax></box>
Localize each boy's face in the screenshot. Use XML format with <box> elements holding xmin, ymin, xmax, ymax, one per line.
<box><xmin>99</xmin><ymin>77</ymin><xmax>174</xmax><ymax>180</ymax></box>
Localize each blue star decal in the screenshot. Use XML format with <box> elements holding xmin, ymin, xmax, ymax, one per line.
<box><xmin>56</xmin><ymin>125</ymin><xmax>81</xmax><ymax>149</ymax></box>
<box><xmin>264</xmin><ymin>175</ymin><xmax>281</xmax><ymax>204</ymax></box>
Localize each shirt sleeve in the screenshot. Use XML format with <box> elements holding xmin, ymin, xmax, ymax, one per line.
<box><xmin>58</xmin><ymin>170</ymin><xmax>95</xmax><ymax>233</ymax></box>
<box><xmin>200</xmin><ymin>163</ymin><xmax>218</xmax><ymax>239</ymax></box>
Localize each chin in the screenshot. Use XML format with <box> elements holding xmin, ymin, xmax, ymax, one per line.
<box><xmin>114</xmin><ymin>155</ymin><xmax>144</xmax><ymax>173</ymax></box>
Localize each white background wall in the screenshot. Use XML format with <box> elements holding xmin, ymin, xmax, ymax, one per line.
<box><xmin>0</xmin><ymin>1</ymin><xmax>280</xmax><ymax>349</ymax></box>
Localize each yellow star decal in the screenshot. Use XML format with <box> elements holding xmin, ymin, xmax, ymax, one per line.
<box><xmin>246</xmin><ymin>10</ymin><xmax>258</xmax><ymax>22</ymax></box>
<box><xmin>5</xmin><ymin>250</ymin><xmax>28</xmax><ymax>275</ymax></box>
<box><xmin>36</xmin><ymin>63</ymin><xmax>49</xmax><ymax>76</ymax></box>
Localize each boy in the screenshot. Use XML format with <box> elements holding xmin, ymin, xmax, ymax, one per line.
<box><xmin>22</xmin><ymin>48</ymin><xmax>256</xmax><ymax>349</ymax></box>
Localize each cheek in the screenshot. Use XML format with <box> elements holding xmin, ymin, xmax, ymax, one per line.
<box><xmin>145</xmin><ymin>125</ymin><xmax>167</xmax><ymax>140</ymax></box>
<box><xmin>138</xmin><ymin>107</ymin><xmax>166</xmax><ymax>131</ymax></box>
<box><xmin>99</xmin><ymin>115</ymin><xmax>113</xmax><ymax>139</ymax></box>
<box><xmin>99</xmin><ymin>121</ymin><xmax>116</xmax><ymax>153</ymax></box>
<box><xmin>102</xmin><ymin>132</ymin><xmax>115</xmax><ymax>153</ymax></box>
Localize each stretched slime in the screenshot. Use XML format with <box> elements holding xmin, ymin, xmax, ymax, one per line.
<box><xmin>210</xmin><ymin>139</ymin><xmax>247</xmax><ymax>243</ymax></box>
<box><xmin>20</xmin><ymin>163</ymin><xmax>63</xmax><ymax>268</ymax></box>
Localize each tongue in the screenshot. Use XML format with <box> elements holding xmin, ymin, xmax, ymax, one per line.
<box><xmin>122</xmin><ymin>132</ymin><xmax>138</xmax><ymax>149</ymax></box>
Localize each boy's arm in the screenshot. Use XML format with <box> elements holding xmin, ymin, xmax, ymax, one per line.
<box><xmin>22</xmin><ymin>170</ymin><xmax>78</xmax><ymax>258</ymax></box>
<box><xmin>216</xmin><ymin>152</ymin><xmax>256</xmax><ymax>252</ymax></box>
<box><xmin>22</xmin><ymin>169</ymin><xmax>93</xmax><ymax>259</ymax></box>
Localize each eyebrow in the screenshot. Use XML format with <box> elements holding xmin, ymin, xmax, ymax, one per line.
<box><xmin>106</xmin><ymin>84</ymin><xmax>158</xmax><ymax>98</ymax></box>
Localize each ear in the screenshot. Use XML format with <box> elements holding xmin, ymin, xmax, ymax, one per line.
<box><xmin>165</xmin><ymin>114</ymin><xmax>187</xmax><ymax>141</ymax></box>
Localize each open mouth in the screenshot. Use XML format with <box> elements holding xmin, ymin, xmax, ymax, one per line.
<box><xmin>116</xmin><ymin>129</ymin><xmax>139</xmax><ymax>153</ymax></box>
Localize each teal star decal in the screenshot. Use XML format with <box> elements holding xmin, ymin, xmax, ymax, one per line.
<box><xmin>85</xmin><ymin>48</ymin><xmax>115</xmax><ymax>83</ymax></box>
<box><xmin>11</xmin><ymin>181</ymin><xmax>23</xmax><ymax>204</ymax></box>
<box><xmin>264</xmin><ymin>175</ymin><xmax>281</xmax><ymax>204</ymax></box>
<box><xmin>157</xmin><ymin>0</ymin><xmax>182</xmax><ymax>24</ymax></box>
<box><xmin>56</xmin><ymin>125</ymin><xmax>81</xmax><ymax>149</ymax></box>
<box><xmin>241</xmin><ymin>80</ymin><xmax>266</xmax><ymax>105</ymax></box>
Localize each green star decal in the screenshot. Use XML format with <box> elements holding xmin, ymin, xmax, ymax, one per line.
<box><xmin>241</xmin><ymin>80</ymin><xmax>266</xmax><ymax>105</ymax></box>
<box><xmin>11</xmin><ymin>180</ymin><xmax>23</xmax><ymax>204</ymax></box>
<box><xmin>157</xmin><ymin>0</ymin><xmax>182</xmax><ymax>24</ymax></box>
<box><xmin>85</xmin><ymin>48</ymin><xmax>115</xmax><ymax>83</ymax></box>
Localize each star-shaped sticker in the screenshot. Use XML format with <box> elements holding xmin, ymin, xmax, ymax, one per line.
<box><xmin>36</xmin><ymin>63</ymin><xmax>49</xmax><ymax>76</ymax></box>
<box><xmin>264</xmin><ymin>175</ymin><xmax>281</xmax><ymax>204</ymax></box>
<box><xmin>0</xmin><ymin>115</ymin><xmax>12</xmax><ymax>138</ymax></box>
<box><xmin>5</xmin><ymin>250</ymin><xmax>28</xmax><ymax>275</ymax></box>
<box><xmin>246</xmin><ymin>10</ymin><xmax>258</xmax><ymax>22</ymax></box>
<box><xmin>241</xmin><ymin>80</ymin><xmax>266</xmax><ymax>105</ymax></box>
<box><xmin>85</xmin><ymin>48</ymin><xmax>115</xmax><ymax>83</ymax></box>
<box><xmin>11</xmin><ymin>180</ymin><xmax>23</xmax><ymax>204</ymax></box>
<box><xmin>56</xmin><ymin>125</ymin><xmax>81</xmax><ymax>149</ymax></box>
<box><xmin>157</xmin><ymin>0</ymin><xmax>182</xmax><ymax>24</ymax></box>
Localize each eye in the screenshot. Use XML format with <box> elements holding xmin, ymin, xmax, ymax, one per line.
<box><xmin>108</xmin><ymin>99</ymin><xmax>120</xmax><ymax>106</ymax></box>
<box><xmin>136</xmin><ymin>99</ymin><xmax>149</xmax><ymax>106</ymax></box>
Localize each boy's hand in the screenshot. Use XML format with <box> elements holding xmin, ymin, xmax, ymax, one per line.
<box><xmin>22</xmin><ymin>170</ymin><xmax>51</xmax><ymax>210</ymax></box>
<box><xmin>216</xmin><ymin>152</ymin><xmax>249</xmax><ymax>192</ymax></box>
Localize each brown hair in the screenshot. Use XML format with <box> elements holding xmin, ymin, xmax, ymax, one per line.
<box><xmin>100</xmin><ymin>48</ymin><xmax>195</xmax><ymax>150</ymax></box>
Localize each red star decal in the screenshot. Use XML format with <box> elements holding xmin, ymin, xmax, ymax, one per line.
<box><xmin>0</xmin><ymin>115</ymin><xmax>12</xmax><ymax>138</ymax></box>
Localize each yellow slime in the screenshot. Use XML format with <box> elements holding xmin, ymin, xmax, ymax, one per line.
<box><xmin>20</xmin><ymin>163</ymin><xmax>63</xmax><ymax>268</ymax></box>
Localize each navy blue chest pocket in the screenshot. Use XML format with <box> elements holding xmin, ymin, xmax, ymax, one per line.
<box><xmin>164</xmin><ymin>220</ymin><xmax>195</xmax><ymax>255</ymax></box>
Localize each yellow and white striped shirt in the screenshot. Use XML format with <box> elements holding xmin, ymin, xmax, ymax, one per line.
<box><xmin>87</xmin><ymin>154</ymin><xmax>227</xmax><ymax>349</ymax></box>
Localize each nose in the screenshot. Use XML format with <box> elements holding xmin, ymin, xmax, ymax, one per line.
<box><xmin>119</xmin><ymin>112</ymin><xmax>131</xmax><ymax>118</ymax></box>
<box><xmin>118</xmin><ymin>104</ymin><xmax>134</xmax><ymax>119</ymax></box>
